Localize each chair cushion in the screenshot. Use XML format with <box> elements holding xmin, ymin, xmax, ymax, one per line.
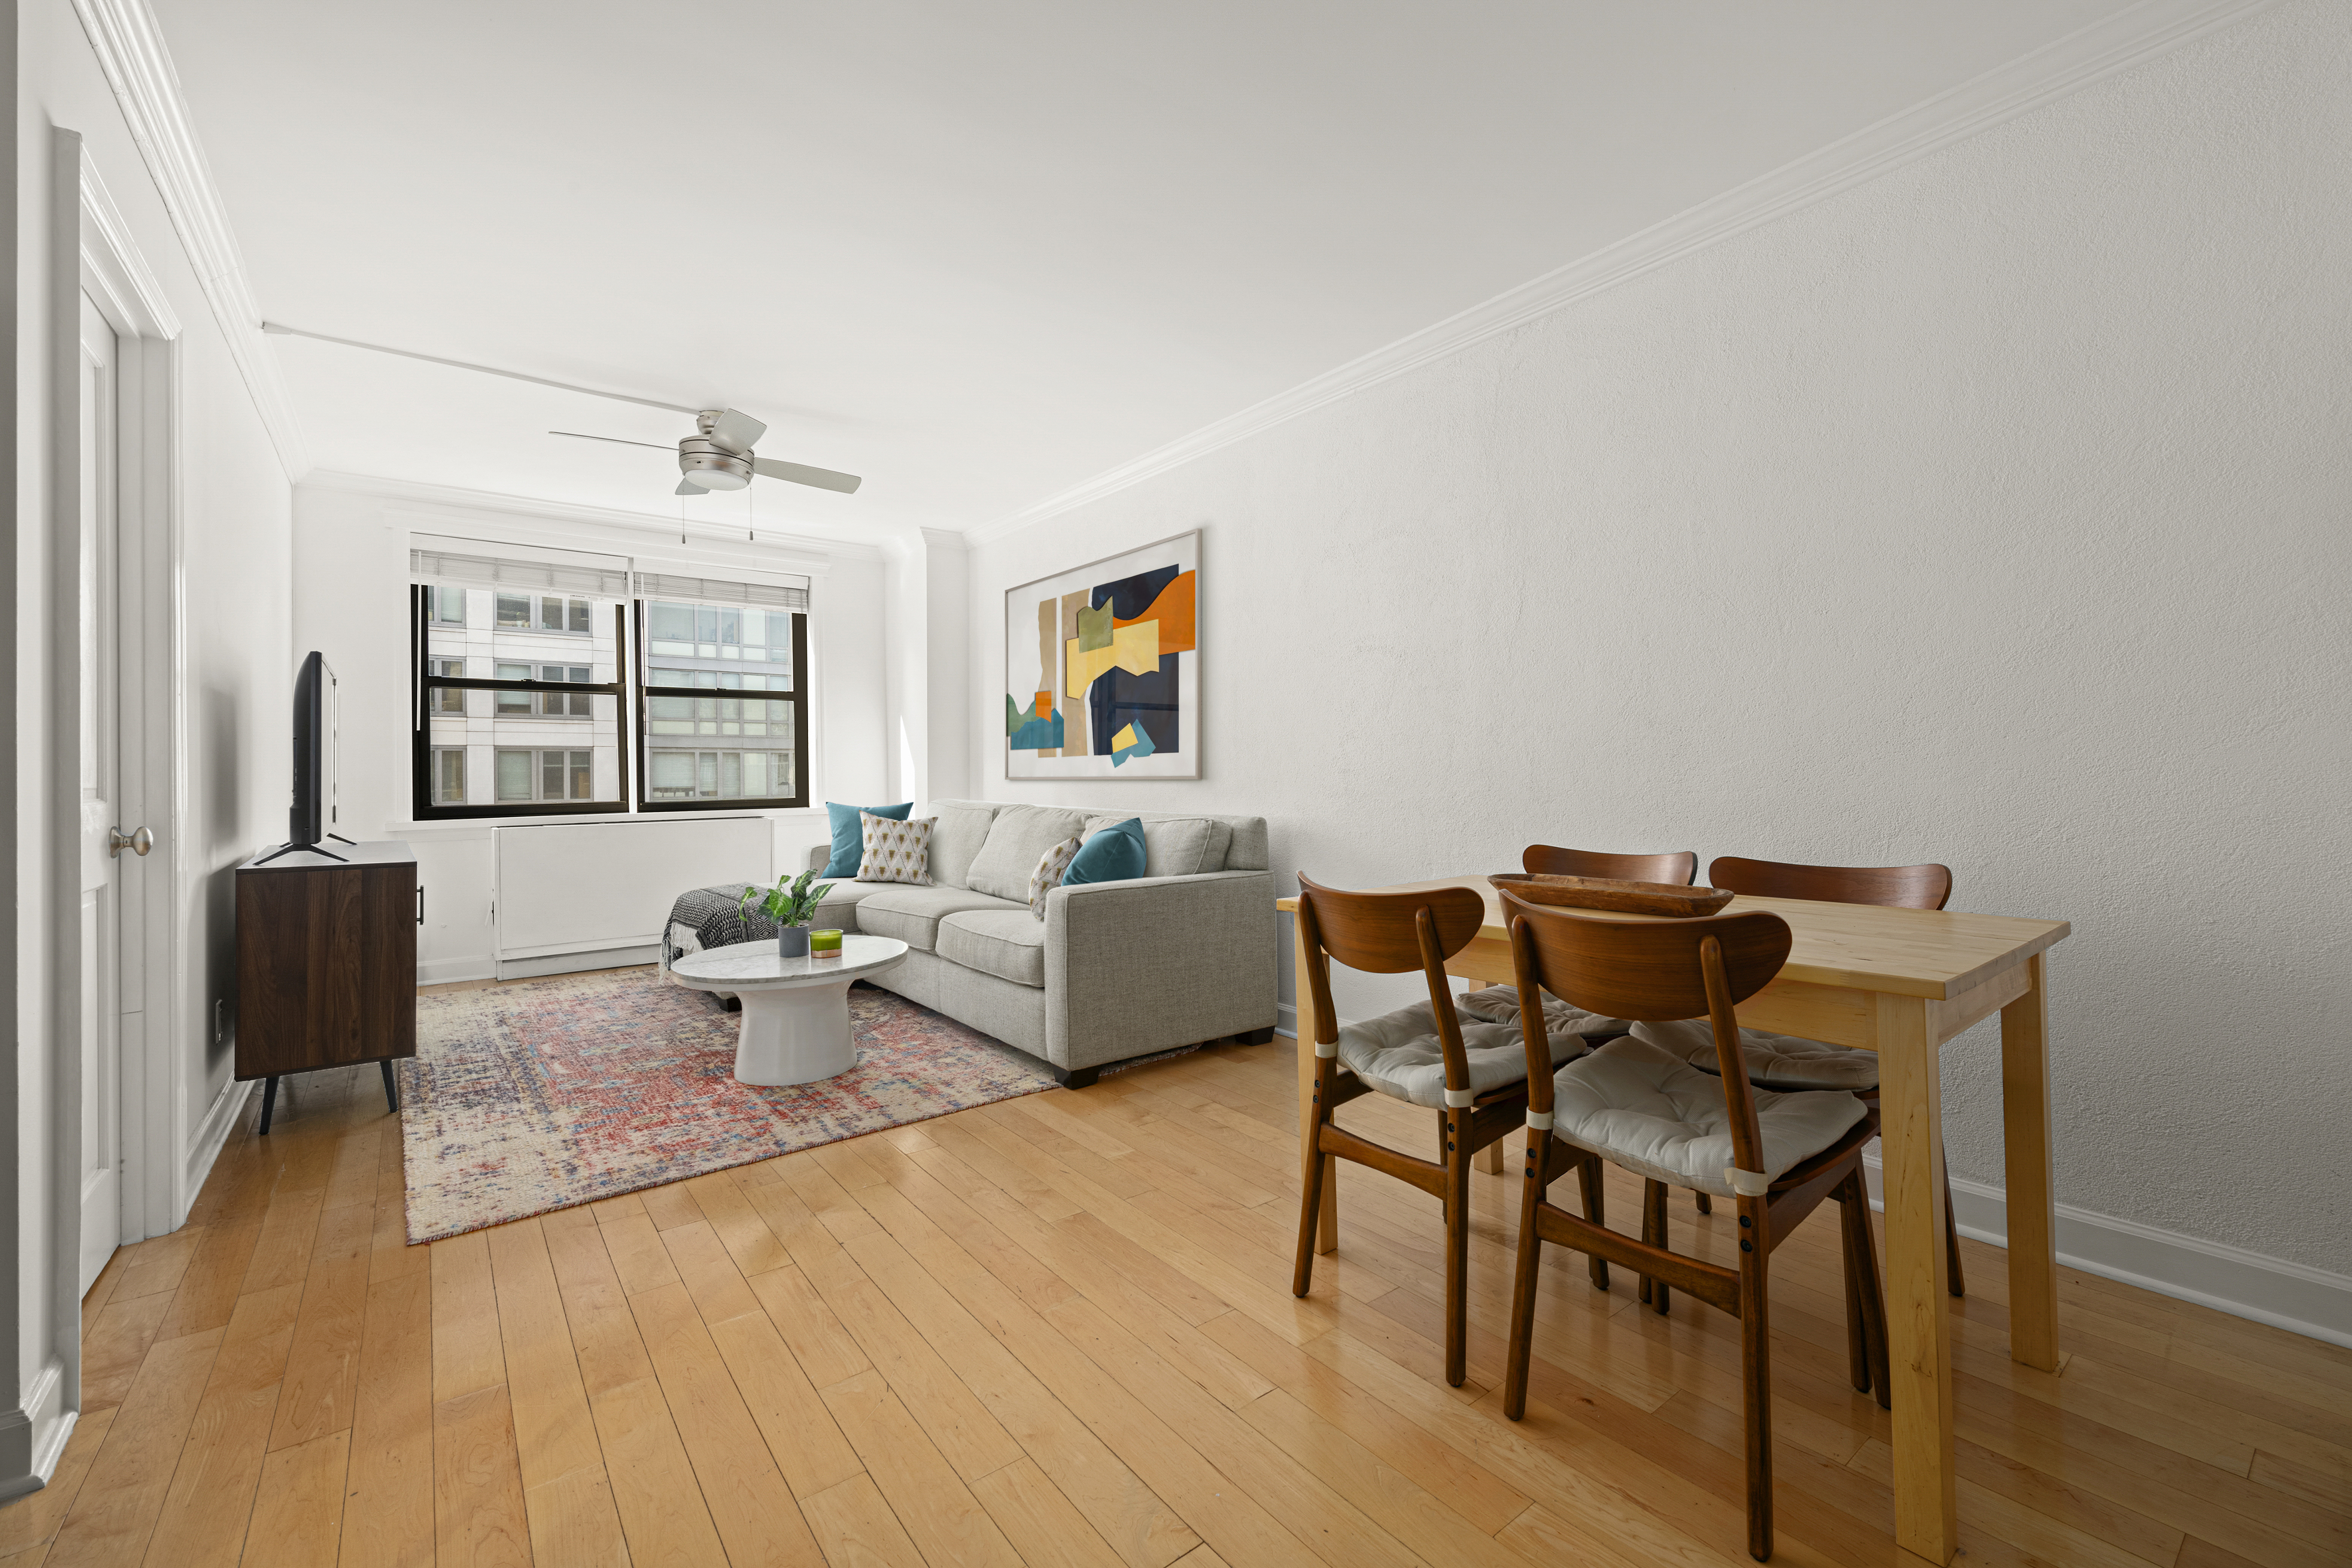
<box><xmin>963</xmin><ymin>805</ymin><xmax>1095</xmax><ymax>901</ymax></box>
<box><xmin>937</xmin><ymin>910</ymin><xmax>1049</xmax><ymax>988</ymax></box>
<box><xmin>1335</xmin><ymin>1000</ymin><xmax>1592</xmax><ymax>1111</ymax></box>
<box><xmin>1457</xmin><ymin>985</ymin><xmax>1632</xmax><ymax>1040</ymax></box>
<box><xmin>1632</xmin><ymin>1019</ymin><xmax>1882</xmax><ymax>1092</ymax></box>
<box><xmin>1550</xmin><ymin>1036</ymin><xmax>1869</xmax><ymax>1198</ymax></box>
<box><xmin>855</xmin><ymin>886</ymin><xmax>1025</xmax><ymax>950</ymax></box>
<box><xmin>927</xmin><ymin>803</ymin><xmax>1000</xmax><ymax>889</ymax></box>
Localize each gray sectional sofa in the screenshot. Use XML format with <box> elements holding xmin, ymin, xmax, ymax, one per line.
<box><xmin>808</xmin><ymin>801</ymin><xmax>1277</xmax><ymax>1086</ymax></box>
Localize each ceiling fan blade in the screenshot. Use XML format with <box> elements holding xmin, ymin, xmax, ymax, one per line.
<box><xmin>752</xmin><ymin>456</ymin><xmax>862</xmax><ymax>494</ymax></box>
<box><xmin>675</xmin><ymin>478</ymin><xmax>705</xmax><ymax>495</ymax></box>
<box><xmin>707</xmin><ymin>407</ymin><xmax>767</xmax><ymax>455</ymax></box>
<box><xmin>551</xmin><ymin>430</ymin><xmax>675</xmax><ymax>451</ymax></box>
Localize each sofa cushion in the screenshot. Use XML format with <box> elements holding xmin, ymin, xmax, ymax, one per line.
<box><xmin>927</xmin><ymin>803</ymin><xmax>999</xmax><ymax>889</ymax></box>
<box><xmin>1549</xmin><ymin>1036</ymin><xmax>1868</xmax><ymax>1198</ymax></box>
<box><xmin>937</xmin><ymin>910</ymin><xmax>1049</xmax><ymax>988</ymax></box>
<box><xmin>1335</xmin><ymin>1000</ymin><xmax>1590</xmax><ymax>1110</ymax></box>
<box><xmin>857</xmin><ymin>812</ymin><xmax>935</xmax><ymax>884</ymax></box>
<box><xmin>963</xmin><ymin>805</ymin><xmax>1094</xmax><ymax>902</ymax></box>
<box><xmin>1632</xmin><ymin>1019</ymin><xmax>1882</xmax><ymax>1092</ymax></box>
<box><xmin>823</xmin><ymin>800</ymin><xmax>910</xmax><ymax>877</ymax></box>
<box><xmin>1028</xmin><ymin>836</ymin><xmax>1081</xmax><ymax>918</ymax></box>
<box><xmin>856</xmin><ymin>886</ymin><xmax>1024</xmax><ymax>950</ymax></box>
<box><xmin>1065</xmin><ymin>818</ymin><xmax>1146</xmax><ymax>886</ymax></box>
<box><xmin>811</xmin><ymin>879</ymin><xmax>894</xmax><ymax>934</ymax></box>
<box><xmin>1084</xmin><ymin>813</ymin><xmax>1232</xmax><ymax>877</ymax></box>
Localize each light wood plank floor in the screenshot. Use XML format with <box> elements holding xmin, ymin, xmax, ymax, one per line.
<box><xmin>10</xmin><ymin>986</ymin><xmax>2350</xmax><ymax>1567</ymax></box>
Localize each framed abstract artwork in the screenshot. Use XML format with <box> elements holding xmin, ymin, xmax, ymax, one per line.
<box><xmin>1004</xmin><ymin>530</ymin><xmax>1198</xmax><ymax>780</ymax></box>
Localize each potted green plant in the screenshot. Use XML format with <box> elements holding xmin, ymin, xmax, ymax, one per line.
<box><xmin>740</xmin><ymin>868</ymin><xmax>833</xmax><ymax>958</ymax></box>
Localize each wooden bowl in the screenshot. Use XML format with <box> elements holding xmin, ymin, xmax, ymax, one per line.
<box><xmin>1488</xmin><ymin>872</ymin><xmax>1735</xmax><ymax>918</ymax></box>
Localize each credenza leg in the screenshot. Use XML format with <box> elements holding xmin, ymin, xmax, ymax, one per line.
<box><xmin>381</xmin><ymin>1059</ymin><xmax>401</xmax><ymax>1114</ymax></box>
<box><xmin>258</xmin><ymin>1076</ymin><xmax>279</xmax><ymax>1135</ymax></box>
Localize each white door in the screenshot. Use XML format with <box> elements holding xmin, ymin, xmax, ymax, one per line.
<box><xmin>77</xmin><ymin>292</ymin><xmax>125</xmax><ymax>1294</ymax></box>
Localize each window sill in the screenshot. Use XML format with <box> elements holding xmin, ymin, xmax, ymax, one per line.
<box><xmin>385</xmin><ymin>805</ymin><xmax>824</xmax><ymax>839</ymax></box>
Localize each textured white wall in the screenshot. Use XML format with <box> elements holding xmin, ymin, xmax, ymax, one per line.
<box><xmin>968</xmin><ymin>3</ymin><xmax>2351</xmax><ymax>1274</ymax></box>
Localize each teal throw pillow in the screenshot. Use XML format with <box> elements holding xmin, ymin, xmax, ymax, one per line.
<box><xmin>1064</xmin><ymin>817</ymin><xmax>1146</xmax><ymax>886</ymax></box>
<box><xmin>825</xmin><ymin>801</ymin><xmax>911</xmax><ymax>877</ymax></box>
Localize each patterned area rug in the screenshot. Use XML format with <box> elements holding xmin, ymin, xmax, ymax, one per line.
<box><xmin>399</xmin><ymin>965</ymin><xmax>1057</xmax><ymax>1243</ymax></box>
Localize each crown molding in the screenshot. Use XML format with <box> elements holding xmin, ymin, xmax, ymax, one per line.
<box><xmin>298</xmin><ymin>469</ymin><xmax>887</xmax><ymax>562</ymax></box>
<box><xmin>969</xmin><ymin>0</ymin><xmax>2281</xmax><ymax>545</ymax></box>
<box><xmin>71</xmin><ymin>0</ymin><xmax>310</xmax><ymax>479</ymax></box>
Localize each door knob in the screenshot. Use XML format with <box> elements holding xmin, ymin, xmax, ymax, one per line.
<box><xmin>110</xmin><ymin>826</ymin><xmax>152</xmax><ymax>858</ymax></box>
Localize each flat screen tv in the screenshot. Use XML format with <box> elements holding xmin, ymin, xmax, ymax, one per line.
<box><xmin>288</xmin><ymin>651</ymin><xmax>340</xmax><ymax>851</ymax></box>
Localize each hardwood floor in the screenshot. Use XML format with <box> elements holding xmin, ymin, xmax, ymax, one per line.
<box><xmin>11</xmin><ymin>997</ymin><xmax>2349</xmax><ymax>1566</ymax></box>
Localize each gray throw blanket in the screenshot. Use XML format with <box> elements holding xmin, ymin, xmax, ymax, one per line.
<box><xmin>660</xmin><ymin>883</ymin><xmax>777</xmax><ymax>968</ymax></box>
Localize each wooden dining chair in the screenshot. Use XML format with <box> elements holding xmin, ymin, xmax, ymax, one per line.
<box><xmin>1495</xmin><ymin>889</ymin><xmax>1890</xmax><ymax>1562</ymax></box>
<box><xmin>1523</xmin><ymin>844</ymin><xmax>1699</xmax><ymax>885</ymax></box>
<box><xmin>1693</xmin><ymin>856</ymin><xmax>1966</xmax><ymax>1295</ymax></box>
<box><xmin>1291</xmin><ymin>875</ymin><xmax>1597</xmax><ymax>1387</ymax></box>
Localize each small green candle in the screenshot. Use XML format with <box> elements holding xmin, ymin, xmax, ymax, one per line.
<box><xmin>809</xmin><ymin>928</ymin><xmax>844</xmax><ymax>955</ymax></box>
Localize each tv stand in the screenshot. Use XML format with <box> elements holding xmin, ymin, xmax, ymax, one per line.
<box><xmin>236</xmin><ymin>840</ymin><xmax>417</xmax><ymax>1133</ymax></box>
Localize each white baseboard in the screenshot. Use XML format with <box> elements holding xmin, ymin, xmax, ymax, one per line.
<box><xmin>1860</xmin><ymin>1151</ymin><xmax>2352</xmax><ymax>1350</ymax></box>
<box><xmin>419</xmin><ymin>955</ymin><xmax>495</xmax><ymax>985</ymax></box>
<box><xmin>0</xmin><ymin>1361</ymin><xmax>70</xmax><ymax>1501</ymax></box>
<box><xmin>181</xmin><ymin>1077</ymin><xmax>252</xmax><ymax>1228</ymax></box>
<box><xmin>495</xmin><ymin>944</ymin><xmax>658</xmax><ymax>980</ymax></box>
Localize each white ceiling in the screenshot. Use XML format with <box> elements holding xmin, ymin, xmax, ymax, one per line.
<box><xmin>149</xmin><ymin>0</ymin><xmax>2134</xmax><ymax>539</ymax></box>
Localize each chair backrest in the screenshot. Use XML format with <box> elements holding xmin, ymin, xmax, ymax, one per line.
<box><xmin>1708</xmin><ymin>856</ymin><xmax>1952</xmax><ymax>910</ymax></box>
<box><xmin>1295</xmin><ymin>875</ymin><xmax>1486</xmax><ymax>1094</ymax></box>
<box><xmin>1498</xmin><ymin>888</ymin><xmax>1791</xmax><ymax>1176</ymax></box>
<box><xmin>1523</xmin><ymin>844</ymin><xmax>1698</xmax><ymax>886</ymax></box>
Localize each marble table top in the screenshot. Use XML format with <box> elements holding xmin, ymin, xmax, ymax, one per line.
<box><xmin>668</xmin><ymin>934</ymin><xmax>908</xmax><ymax>990</ymax></box>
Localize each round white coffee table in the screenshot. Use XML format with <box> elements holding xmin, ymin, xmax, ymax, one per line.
<box><xmin>667</xmin><ymin>935</ymin><xmax>909</xmax><ymax>1086</ymax></box>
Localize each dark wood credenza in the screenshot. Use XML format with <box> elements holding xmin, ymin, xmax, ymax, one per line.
<box><xmin>234</xmin><ymin>839</ymin><xmax>418</xmax><ymax>1132</ymax></box>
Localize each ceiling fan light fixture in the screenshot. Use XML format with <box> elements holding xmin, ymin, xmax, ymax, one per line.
<box><xmin>677</xmin><ymin>437</ymin><xmax>753</xmax><ymax>491</ymax></box>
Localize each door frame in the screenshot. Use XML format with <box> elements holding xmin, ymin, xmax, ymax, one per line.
<box><xmin>74</xmin><ymin>140</ymin><xmax>187</xmax><ymax>1250</ymax></box>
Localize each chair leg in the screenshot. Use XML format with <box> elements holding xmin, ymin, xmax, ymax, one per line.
<box><xmin>1738</xmin><ymin>1197</ymin><xmax>1774</xmax><ymax>1562</ymax></box>
<box><xmin>1942</xmin><ymin>1143</ymin><xmax>1966</xmax><ymax>1297</ymax></box>
<box><xmin>1845</xmin><ymin>1170</ymin><xmax>1892</xmax><ymax>1410</ymax></box>
<box><xmin>1836</xmin><ymin>1174</ymin><xmax>1871</xmax><ymax>1395</ymax></box>
<box><xmin>1576</xmin><ymin>1154</ymin><xmax>1610</xmax><ymax>1291</ymax></box>
<box><xmin>1642</xmin><ymin>1179</ymin><xmax>1670</xmax><ymax>1315</ymax></box>
<box><xmin>1444</xmin><ymin>1113</ymin><xmax>1472</xmax><ymax>1388</ymax></box>
<box><xmin>1503</xmin><ymin>1129</ymin><xmax>1549</xmax><ymax>1421</ymax></box>
<box><xmin>1291</xmin><ymin>1127</ymin><xmax>1328</xmax><ymax>1298</ymax></box>
<box><xmin>1694</xmin><ymin>1189</ymin><xmax>1711</xmax><ymax>1215</ymax></box>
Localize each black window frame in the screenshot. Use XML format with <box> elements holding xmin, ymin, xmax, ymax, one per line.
<box><xmin>410</xmin><ymin>584</ymin><xmax>633</xmax><ymax>820</ymax></box>
<box><xmin>632</xmin><ymin>600</ymin><xmax>810</xmax><ymax>813</ymax></box>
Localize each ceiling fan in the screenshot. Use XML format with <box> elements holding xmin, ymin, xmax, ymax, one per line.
<box><xmin>253</xmin><ymin>322</ymin><xmax>863</xmax><ymax>498</ymax></box>
<box><xmin>552</xmin><ymin>408</ymin><xmax>862</xmax><ymax>496</ymax></box>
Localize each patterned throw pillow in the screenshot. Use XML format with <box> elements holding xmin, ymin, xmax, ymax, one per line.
<box><xmin>858</xmin><ymin>812</ymin><xmax>935</xmax><ymax>885</ymax></box>
<box><xmin>1028</xmin><ymin>836</ymin><xmax>1081</xmax><ymax>919</ymax></box>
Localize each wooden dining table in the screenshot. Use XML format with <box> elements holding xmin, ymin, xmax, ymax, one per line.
<box><xmin>1277</xmin><ymin>877</ymin><xmax>2071</xmax><ymax>1566</ymax></box>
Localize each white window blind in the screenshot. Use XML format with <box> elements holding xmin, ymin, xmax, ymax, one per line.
<box><xmin>631</xmin><ymin>571</ymin><xmax>810</xmax><ymax>611</ymax></box>
<box><xmin>409</xmin><ymin>536</ymin><xmax>631</xmax><ymax>597</ymax></box>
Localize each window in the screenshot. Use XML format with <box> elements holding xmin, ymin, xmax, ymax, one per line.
<box><xmin>412</xmin><ymin>583</ymin><xmax>629</xmax><ymax>819</ymax></box>
<box><xmin>430</xmin><ymin>659</ymin><xmax>467</xmax><ymax>714</ymax></box>
<box><xmin>411</xmin><ymin>570</ymin><xmax>806</xmax><ymax>819</ymax></box>
<box><xmin>636</xmin><ymin>597</ymin><xmax>806</xmax><ymax>811</ymax></box>
<box><xmin>495</xmin><ymin>748</ymin><xmax>595</xmax><ymax>802</ymax></box>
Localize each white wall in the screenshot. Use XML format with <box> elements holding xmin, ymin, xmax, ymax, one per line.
<box><xmin>968</xmin><ymin>0</ymin><xmax>2351</xmax><ymax>1297</ymax></box>
<box><xmin>291</xmin><ymin>480</ymin><xmax>889</xmax><ymax>982</ymax></box>
<box><xmin>8</xmin><ymin>0</ymin><xmax>294</xmax><ymax>1488</ymax></box>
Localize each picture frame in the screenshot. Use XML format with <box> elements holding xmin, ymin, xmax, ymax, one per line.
<box><xmin>1003</xmin><ymin>529</ymin><xmax>1199</xmax><ymax>780</ymax></box>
